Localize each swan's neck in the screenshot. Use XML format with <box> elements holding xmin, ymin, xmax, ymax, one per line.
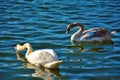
<box><xmin>22</xmin><ymin>43</ymin><xmax>33</xmax><ymax>58</ymax></box>
<box><xmin>71</xmin><ymin>25</ymin><xmax>84</xmax><ymax>41</ymax></box>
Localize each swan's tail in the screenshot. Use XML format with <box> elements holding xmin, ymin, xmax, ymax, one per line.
<box><xmin>111</xmin><ymin>31</ymin><xmax>116</xmax><ymax>36</ymax></box>
<box><xmin>44</xmin><ymin>60</ymin><xmax>63</xmax><ymax>68</ymax></box>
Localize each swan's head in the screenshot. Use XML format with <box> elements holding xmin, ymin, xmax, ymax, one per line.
<box><xmin>14</xmin><ymin>44</ymin><xmax>23</xmax><ymax>52</ymax></box>
<box><xmin>66</xmin><ymin>22</ymin><xmax>84</xmax><ymax>34</ymax></box>
<box><xmin>14</xmin><ymin>43</ymin><xmax>32</xmax><ymax>53</ymax></box>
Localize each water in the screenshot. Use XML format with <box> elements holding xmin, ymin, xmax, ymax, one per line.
<box><xmin>0</xmin><ymin>0</ymin><xmax>120</xmax><ymax>80</ymax></box>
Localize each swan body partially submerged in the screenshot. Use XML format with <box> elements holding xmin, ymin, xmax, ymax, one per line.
<box><xmin>66</xmin><ymin>22</ymin><xmax>115</xmax><ymax>43</ymax></box>
<box><xmin>14</xmin><ymin>43</ymin><xmax>62</xmax><ymax>68</ymax></box>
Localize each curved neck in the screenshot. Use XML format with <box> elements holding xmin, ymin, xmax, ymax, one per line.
<box><xmin>22</xmin><ymin>43</ymin><xmax>33</xmax><ymax>58</ymax></box>
<box><xmin>77</xmin><ymin>25</ymin><xmax>84</xmax><ymax>34</ymax></box>
<box><xmin>77</xmin><ymin>23</ymin><xmax>84</xmax><ymax>33</ymax></box>
<box><xmin>71</xmin><ymin>23</ymin><xmax>84</xmax><ymax>41</ymax></box>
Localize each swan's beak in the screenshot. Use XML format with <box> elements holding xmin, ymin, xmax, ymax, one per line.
<box><xmin>65</xmin><ymin>29</ymin><xmax>70</xmax><ymax>34</ymax></box>
<box><xmin>14</xmin><ymin>45</ymin><xmax>17</xmax><ymax>50</ymax></box>
<box><xmin>14</xmin><ymin>45</ymin><xmax>16</xmax><ymax>49</ymax></box>
<box><xmin>14</xmin><ymin>46</ymin><xmax>18</xmax><ymax>53</ymax></box>
<box><xmin>65</xmin><ymin>30</ymin><xmax>69</xmax><ymax>34</ymax></box>
<box><xmin>14</xmin><ymin>45</ymin><xmax>20</xmax><ymax>53</ymax></box>
<box><xmin>66</xmin><ymin>25</ymin><xmax>71</xmax><ymax>34</ymax></box>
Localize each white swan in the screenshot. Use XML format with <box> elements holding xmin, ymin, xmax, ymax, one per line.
<box><xmin>14</xmin><ymin>43</ymin><xmax>62</xmax><ymax>68</ymax></box>
<box><xmin>66</xmin><ymin>22</ymin><xmax>115</xmax><ymax>42</ymax></box>
<box><xmin>15</xmin><ymin>53</ymin><xmax>62</xmax><ymax>79</ymax></box>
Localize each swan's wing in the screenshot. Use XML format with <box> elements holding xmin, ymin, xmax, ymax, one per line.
<box><xmin>81</xmin><ymin>28</ymin><xmax>111</xmax><ymax>41</ymax></box>
<box><xmin>41</xmin><ymin>49</ymin><xmax>58</xmax><ymax>60</ymax></box>
<box><xmin>27</xmin><ymin>50</ymin><xmax>58</xmax><ymax>65</ymax></box>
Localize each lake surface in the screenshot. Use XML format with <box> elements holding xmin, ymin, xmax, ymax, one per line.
<box><xmin>0</xmin><ymin>0</ymin><xmax>120</xmax><ymax>80</ymax></box>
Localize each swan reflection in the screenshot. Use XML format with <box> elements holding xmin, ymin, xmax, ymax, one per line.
<box><xmin>68</xmin><ymin>41</ymin><xmax>114</xmax><ymax>52</ymax></box>
<box><xmin>16</xmin><ymin>53</ymin><xmax>62</xmax><ymax>80</ymax></box>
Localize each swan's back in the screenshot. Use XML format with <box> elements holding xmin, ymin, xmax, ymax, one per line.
<box><xmin>80</xmin><ymin>28</ymin><xmax>112</xmax><ymax>42</ymax></box>
<box><xmin>27</xmin><ymin>49</ymin><xmax>58</xmax><ymax>66</ymax></box>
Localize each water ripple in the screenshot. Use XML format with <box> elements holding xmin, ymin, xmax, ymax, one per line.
<box><xmin>0</xmin><ymin>0</ymin><xmax>120</xmax><ymax>80</ymax></box>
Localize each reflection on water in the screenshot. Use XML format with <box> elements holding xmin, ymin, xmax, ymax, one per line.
<box><xmin>16</xmin><ymin>53</ymin><xmax>62</xmax><ymax>80</ymax></box>
<box><xmin>0</xmin><ymin>0</ymin><xmax>120</xmax><ymax>79</ymax></box>
<box><xmin>63</xmin><ymin>41</ymin><xmax>119</xmax><ymax>80</ymax></box>
<box><xmin>68</xmin><ymin>40</ymin><xmax>114</xmax><ymax>52</ymax></box>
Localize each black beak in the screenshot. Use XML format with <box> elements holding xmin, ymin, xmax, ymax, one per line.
<box><xmin>65</xmin><ymin>28</ymin><xmax>70</xmax><ymax>34</ymax></box>
<box><xmin>65</xmin><ymin>30</ymin><xmax>69</xmax><ymax>34</ymax></box>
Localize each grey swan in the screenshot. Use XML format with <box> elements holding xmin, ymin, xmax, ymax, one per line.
<box><xmin>66</xmin><ymin>22</ymin><xmax>115</xmax><ymax>42</ymax></box>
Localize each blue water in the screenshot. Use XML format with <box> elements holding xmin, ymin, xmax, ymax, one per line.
<box><xmin>0</xmin><ymin>0</ymin><xmax>120</xmax><ymax>80</ymax></box>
